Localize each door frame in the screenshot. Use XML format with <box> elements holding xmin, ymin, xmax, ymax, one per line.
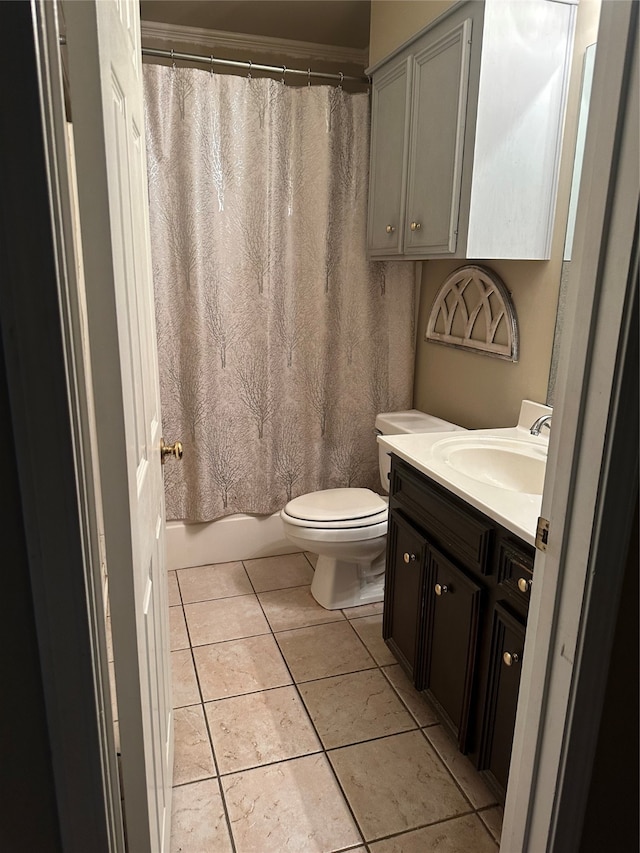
<box><xmin>0</xmin><ymin>1</ymin><xmax>122</xmax><ymax>850</ymax></box>
<box><xmin>503</xmin><ymin>2</ymin><xmax>638</xmax><ymax>850</ymax></box>
<box><xmin>2</xmin><ymin>0</ymin><xmax>636</xmax><ymax>850</ymax></box>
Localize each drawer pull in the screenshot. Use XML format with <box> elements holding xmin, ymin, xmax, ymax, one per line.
<box><xmin>403</xmin><ymin>552</ymin><xmax>417</xmax><ymax>564</ymax></box>
<box><xmin>517</xmin><ymin>577</ymin><xmax>532</xmax><ymax>593</ymax></box>
<box><xmin>386</xmin><ymin>224</ymin><xmax>396</xmax><ymax>234</ymax></box>
<box><xmin>503</xmin><ymin>651</ymin><xmax>520</xmax><ymax>667</ymax></box>
<box><xmin>410</xmin><ymin>221</ymin><xmax>422</xmax><ymax>232</ymax></box>
<box><xmin>434</xmin><ymin>583</ymin><xmax>449</xmax><ymax>596</ymax></box>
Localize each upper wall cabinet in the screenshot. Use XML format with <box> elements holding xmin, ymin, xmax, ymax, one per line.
<box><xmin>366</xmin><ymin>0</ymin><xmax>576</xmax><ymax>261</ymax></box>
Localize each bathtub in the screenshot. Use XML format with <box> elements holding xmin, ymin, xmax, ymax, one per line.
<box><xmin>165</xmin><ymin>512</ymin><xmax>297</xmax><ymax>571</ymax></box>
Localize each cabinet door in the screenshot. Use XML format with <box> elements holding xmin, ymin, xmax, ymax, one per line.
<box><xmin>383</xmin><ymin>510</ymin><xmax>428</xmax><ymax>685</ymax></box>
<box><xmin>425</xmin><ymin>546</ymin><xmax>481</xmax><ymax>751</ymax></box>
<box><xmin>405</xmin><ymin>18</ymin><xmax>472</xmax><ymax>255</ymax></box>
<box><xmin>479</xmin><ymin>604</ymin><xmax>526</xmax><ymax>796</ymax></box>
<box><xmin>367</xmin><ymin>58</ymin><xmax>411</xmax><ymax>256</ymax></box>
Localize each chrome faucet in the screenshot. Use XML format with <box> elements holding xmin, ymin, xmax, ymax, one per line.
<box><xmin>530</xmin><ymin>415</ymin><xmax>552</xmax><ymax>436</ymax></box>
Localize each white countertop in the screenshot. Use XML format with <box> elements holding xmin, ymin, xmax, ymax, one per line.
<box><xmin>378</xmin><ymin>401</ymin><xmax>551</xmax><ymax>546</ymax></box>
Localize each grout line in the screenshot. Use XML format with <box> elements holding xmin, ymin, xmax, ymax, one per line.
<box><xmin>176</xmin><ymin>571</ymin><xmax>238</xmax><ymax>853</ymax></box>
<box><xmin>250</xmin><ymin>586</ymin><xmax>368</xmax><ymax>848</ymax></box>
<box><xmin>170</xmin><ymin>553</ymin><xmax>504</xmax><ymax>849</ymax></box>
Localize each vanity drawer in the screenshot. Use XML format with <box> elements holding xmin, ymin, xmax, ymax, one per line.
<box><xmin>497</xmin><ymin>539</ymin><xmax>534</xmax><ymax>612</ymax></box>
<box><xmin>390</xmin><ymin>457</ymin><xmax>493</xmax><ymax>575</ymax></box>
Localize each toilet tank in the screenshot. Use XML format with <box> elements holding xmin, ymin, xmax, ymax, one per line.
<box><xmin>375</xmin><ymin>410</ymin><xmax>466</xmax><ymax>492</ymax></box>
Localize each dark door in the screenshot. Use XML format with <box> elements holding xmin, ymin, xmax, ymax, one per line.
<box><xmin>479</xmin><ymin>603</ymin><xmax>526</xmax><ymax>795</ymax></box>
<box><xmin>383</xmin><ymin>510</ymin><xmax>429</xmax><ymax>685</ymax></box>
<box><xmin>425</xmin><ymin>546</ymin><xmax>481</xmax><ymax>750</ymax></box>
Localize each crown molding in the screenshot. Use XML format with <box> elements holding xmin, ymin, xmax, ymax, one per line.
<box><xmin>140</xmin><ymin>20</ymin><xmax>368</xmax><ymax>68</ymax></box>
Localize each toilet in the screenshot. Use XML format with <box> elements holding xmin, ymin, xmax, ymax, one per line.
<box><xmin>280</xmin><ymin>410</ymin><xmax>465</xmax><ymax>609</ymax></box>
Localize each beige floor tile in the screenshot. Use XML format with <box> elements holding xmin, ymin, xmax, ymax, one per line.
<box><xmin>171</xmin><ymin>778</ymin><xmax>232</xmax><ymax>853</ymax></box>
<box><xmin>173</xmin><ymin>706</ymin><xmax>216</xmax><ymax>786</ymax></box>
<box><xmin>276</xmin><ymin>621</ymin><xmax>376</xmax><ymax>683</ymax></box>
<box><xmin>479</xmin><ymin>805</ymin><xmax>503</xmax><ymax>844</ymax></box>
<box><xmin>258</xmin><ymin>585</ymin><xmax>345</xmax><ymax>632</ymax></box>
<box><xmin>184</xmin><ymin>594</ymin><xmax>269</xmax><ymax>646</ymax></box>
<box><xmin>304</xmin><ymin>551</ymin><xmax>318</xmax><ymax>567</ymax></box>
<box><xmin>167</xmin><ymin>570</ymin><xmax>181</xmax><ymax>606</ymax></box>
<box><xmin>177</xmin><ymin>562</ymin><xmax>252</xmax><ymax>604</ymax></box>
<box><xmin>350</xmin><ymin>614</ymin><xmax>397</xmax><ymax>666</ymax></box>
<box><xmin>299</xmin><ymin>669</ymin><xmax>416</xmax><ymax>748</ymax></box>
<box><xmin>342</xmin><ymin>601</ymin><xmax>384</xmax><ymax>619</ymax></box>
<box><xmin>171</xmin><ymin>650</ymin><xmax>201</xmax><ymax>708</ymax></box>
<box><xmin>425</xmin><ymin>724</ymin><xmax>498</xmax><ymax>809</ymax></box>
<box><xmin>244</xmin><ymin>552</ymin><xmax>314</xmax><ymax>592</ymax></box>
<box><xmin>222</xmin><ymin>753</ymin><xmax>362</xmax><ymax>853</ymax></box>
<box><xmin>328</xmin><ymin>730</ymin><xmax>469</xmax><ymax>841</ymax></box>
<box><xmin>382</xmin><ymin>664</ymin><xmax>439</xmax><ymax>727</ymax></box>
<box><xmin>369</xmin><ymin>814</ymin><xmax>498</xmax><ymax>853</ymax></box>
<box><xmin>169</xmin><ymin>606</ymin><xmax>189</xmax><ymax>651</ymax></box>
<box><xmin>194</xmin><ymin>634</ymin><xmax>292</xmax><ymax>701</ymax></box>
<box><xmin>205</xmin><ymin>686</ymin><xmax>321</xmax><ymax>774</ymax></box>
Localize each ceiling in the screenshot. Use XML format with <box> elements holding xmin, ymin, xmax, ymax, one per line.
<box><xmin>139</xmin><ymin>1</ymin><xmax>371</xmax><ymax>49</ymax></box>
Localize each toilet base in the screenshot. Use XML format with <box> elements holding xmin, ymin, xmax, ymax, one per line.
<box><xmin>310</xmin><ymin>552</ymin><xmax>386</xmax><ymax>610</ymax></box>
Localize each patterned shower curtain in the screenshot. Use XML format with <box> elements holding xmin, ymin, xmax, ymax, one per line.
<box><xmin>143</xmin><ymin>65</ymin><xmax>415</xmax><ymax>522</ymax></box>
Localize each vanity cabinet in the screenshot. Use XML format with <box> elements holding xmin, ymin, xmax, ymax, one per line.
<box><xmin>367</xmin><ymin>0</ymin><xmax>576</xmax><ymax>260</ymax></box>
<box><xmin>383</xmin><ymin>455</ymin><xmax>535</xmax><ymax>800</ymax></box>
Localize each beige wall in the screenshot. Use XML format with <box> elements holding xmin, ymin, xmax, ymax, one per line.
<box><xmin>370</xmin><ymin>0</ymin><xmax>601</xmax><ymax>429</ymax></box>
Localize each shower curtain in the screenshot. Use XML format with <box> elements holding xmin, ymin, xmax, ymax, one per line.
<box><xmin>143</xmin><ymin>65</ymin><xmax>416</xmax><ymax>522</ymax></box>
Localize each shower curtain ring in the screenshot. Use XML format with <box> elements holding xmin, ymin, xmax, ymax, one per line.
<box><xmin>307</xmin><ymin>68</ymin><xmax>311</xmax><ymax>87</ymax></box>
<box><xmin>171</xmin><ymin>49</ymin><xmax>176</xmax><ymax>71</ymax></box>
<box><xmin>210</xmin><ymin>54</ymin><xmax>215</xmax><ymax>76</ymax></box>
<box><xmin>281</xmin><ymin>65</ymin><xmax>287</xmax><ymax>85</ymax></box>
<box><xmin>248</xmin><ymin>60</ymin><xmax>252</xmax><ymax>80</ymax></box>
<box><xmin>338</xmin><ymin>71</ymin><xmax>344</xmax><ymax>89</ymax></box>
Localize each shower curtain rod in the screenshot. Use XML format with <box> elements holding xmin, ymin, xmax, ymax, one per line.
<box><xmin>141</xmin><ymin>46</ymin><xmax>369</xmax><ymax>85</ymax></box>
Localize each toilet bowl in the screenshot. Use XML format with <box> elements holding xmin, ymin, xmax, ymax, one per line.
<box><xmin>280</xmin><ymin>410</ymin><xmax>465</xmax><ymax>610</ymax></box>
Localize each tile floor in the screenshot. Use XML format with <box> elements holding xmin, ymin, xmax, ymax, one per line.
<box><xmin>167</xmin><ymin>552</ymin><xmax>503</xmax><ymax>853</ymax></box>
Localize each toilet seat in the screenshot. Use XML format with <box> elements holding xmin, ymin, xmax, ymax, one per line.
<box><xmin>280</xmin><ymin>515</ymin><xmax>388</xmax><ymax>543</ymax></box>
<box><xmin>283</xmin><ymin>488</ymin><xmax>387</xmax><ymax>529</ymax></box>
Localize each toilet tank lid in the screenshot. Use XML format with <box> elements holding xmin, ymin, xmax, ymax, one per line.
<box><xmin>375</xmin><ymin>409</ymin><xmax>465</xmax><ymax>435</ymax></box>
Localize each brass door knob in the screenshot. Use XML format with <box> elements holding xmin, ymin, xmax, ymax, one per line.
<box><xmin>403</xmin><ymin>552</ymin><xmax>417</xmax><ymax>563</ymax></box>
<box><xmin>161</xmin><ymin>438</ymin><xmax>183</xmax><ymax>464</ymax></box>
<box><xmin>517</xmin><ymin>577</ymin><xmax>532</xmax><ymax>593</ymax></box>
<box><xmin>503</xmin><ymin>651</ymin><xmax>520</xmax><ymax>667</ymax></box>
<box><xmin>386</xmin><ymin>224</ymin><xmax>396</xmax><ymax>234</ymax></box>
<box><xmin>434</xmin><ymin>583</ymin><xmax>449</xmax><ymax>596</ymax></box>
<box><xmin>410</xmin><ymin>221</ymin><xmax>422</xmax><ymax>232</ymax></box>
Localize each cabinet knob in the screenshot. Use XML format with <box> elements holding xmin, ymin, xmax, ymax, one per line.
<box><xmin>503</xmin><ymin>651</ymin><xmax>521</xmax><ymax>667</ymax></box>
<box><xmin>517</xmin><ymin>577</ymin><xmax>532</xmax><ymax>593</ymax></box>
<box><xmin>410</xmin><ymin>221</ymin><xmax>422</xmax><ymax>232</ymax></box>
<box><xmin>434</xmin><ymin>583</ymin><xmax>449</xmax><ymax>596</ymax></box>
<box><xmin>386</xmin><ymin>224</ymin><xmax>396</xmax><ymax>234</ymax></box>
<box><xmin>403</xmin><ymin>552</ymin><xmax>417</xmax><ymax>564</ymax></box>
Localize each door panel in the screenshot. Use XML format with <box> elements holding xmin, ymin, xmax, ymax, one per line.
<box><xmin>383</xmin><ymin>510</ymin><xmax>429</xmax><ymax>685</ymax></box>
<box><xmin>65</xmin><ymin>1</ymin><xmax>172</xmax><ymax>850</ymax></box>
<box><xmin>405</xmin><ymin>18</ymin><xmax>472</xmax><ymax>255</ymax></box>
<box><xmin>368</xmin><ymin>58</ymin><xmax>411</xmax><ymax>255</ymax></box>
<box><xmin>426</xmin><ymin>547</ymin><xmax>481</xmax><ymax>750</ymax></box>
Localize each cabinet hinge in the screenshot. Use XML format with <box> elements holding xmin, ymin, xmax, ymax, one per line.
<box><xmin>535</xmin><ymin>517</ymin><xmax>549</xmax><ymax>552</ymax></box>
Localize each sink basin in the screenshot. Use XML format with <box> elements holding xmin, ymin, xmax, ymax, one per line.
<box><xmin>431</xmin><ymin>436</ymin><xmax>547</xmax><ymax>495</ymax></box>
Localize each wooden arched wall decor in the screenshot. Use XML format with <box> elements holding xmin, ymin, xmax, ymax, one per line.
<box><xmin>425</xmin><ymin>264</ymin><xmax>519</xmax><ymax>361</ymax></box>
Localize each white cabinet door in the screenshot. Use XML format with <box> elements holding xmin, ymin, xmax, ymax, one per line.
<box><xmin>405</xmin><ymin>18</ymin><xmax>472</xmax><ymax>256</ymax></box>
<box><xmin>65</xmin><ymin>2</ymin><xmax>173</xmax><ymax>851</ymax></box>
<box><xmin>367</xmin><ymin>58</ymin><xmax>411</xmax><ymax>255</ymax></box>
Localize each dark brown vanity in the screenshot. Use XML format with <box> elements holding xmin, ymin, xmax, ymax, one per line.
<box><xmin>383</xmin><ymin>455</ymin><xmax>534</xmax><ymax>802</ymax></box>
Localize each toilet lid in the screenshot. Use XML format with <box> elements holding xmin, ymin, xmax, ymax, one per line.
<box><xmin>284</xmin><ymin>488</ymin><xmax>387</xmax><ymax>523</ymax></box>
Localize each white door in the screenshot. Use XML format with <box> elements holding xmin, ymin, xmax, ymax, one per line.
<box><xmin>64</xmin><ymin>2</ymin><xmax>173</xmax><ymax>850</ymax></box>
